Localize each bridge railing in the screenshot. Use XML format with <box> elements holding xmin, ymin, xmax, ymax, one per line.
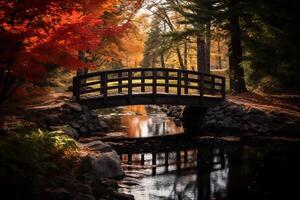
<box><xmin>73</xmin><ymin>68</ymin><xmax>225</xmax><ymax>101</ymax></box>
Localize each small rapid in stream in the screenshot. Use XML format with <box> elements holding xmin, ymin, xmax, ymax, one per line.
<box><xmin>97</xmin><ymin>105</ymin><xmax>300</xmax><ymax>200</ymax></box>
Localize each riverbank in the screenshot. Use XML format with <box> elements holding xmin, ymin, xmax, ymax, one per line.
<box><xmin>0</xmin><ymin>94</ymin><xmax>135</xmax><ymax>200</ymax></box>
<box><xmin>161</xmin><ymin>93</ymin><xmax>300</xmax><ymax>136</ymax></box>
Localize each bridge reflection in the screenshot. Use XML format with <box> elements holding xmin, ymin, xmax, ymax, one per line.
<box><xmin>118</xmin><ymin>144</ymin><xmax>228</xmax><ymax>200</ymax></box>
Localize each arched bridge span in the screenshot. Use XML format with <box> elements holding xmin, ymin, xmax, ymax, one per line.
<box><xmin>72</xmin><ymin>68</ymin><xmax>225</xmax><ymax>109</ymax></box>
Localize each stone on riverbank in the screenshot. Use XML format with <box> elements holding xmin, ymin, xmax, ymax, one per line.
<box><xmin>162</xmin><ymin>100</ymin><xmax>300</xmax><ymax>135</ymax></box>
<box><xmin>41</xmin><ymin>102</ymin><xmax>109</xmax><ymax>138</ymax></box>
<box><xmin>80</xmin><ymin>146</ymin><xmax>124</xmax><ymax>180</ymax></box>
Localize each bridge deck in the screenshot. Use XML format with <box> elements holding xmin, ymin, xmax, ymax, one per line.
<box><xmin>73</xmin><ymin>68</ymin><xmax>225</xmax><ymax>108</ymax></box>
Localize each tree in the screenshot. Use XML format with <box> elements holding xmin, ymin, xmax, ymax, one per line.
<box><xmin>0</xmin><ymin>0</ymin><xmax>141</xmax><ymax>103</ymax></box>
<box><xmin>167</xmin><ymin>0</ymin><xmax>247</xmax><ymax>92</ymax></box>
<box><xmin>242</xmin><ymin>0</ymin><xmax>300</xmax><ymax>91</ymax></box>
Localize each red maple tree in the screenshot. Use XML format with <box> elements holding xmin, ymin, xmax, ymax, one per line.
<box><xmin>0</xmin><ymin>0</ymin><xmax>141</xmax><ymax>103</ymax></box>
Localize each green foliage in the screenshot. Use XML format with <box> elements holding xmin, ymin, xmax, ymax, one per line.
<box><xmin>0</xmin><ymin>129</ymin><xmax>77</xmax><ymax>199</ymax></box>
<box><xmin>243</xmin><ymin>0</ymin><xmax>300</xmax><ymax>92</ymax></box>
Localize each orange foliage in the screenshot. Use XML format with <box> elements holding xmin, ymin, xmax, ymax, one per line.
<box><xmin>0</xmin><ymin>0</ymin><xmax>141</xmax><ymax>81</ymax></box>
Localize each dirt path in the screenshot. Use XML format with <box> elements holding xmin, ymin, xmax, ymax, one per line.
<box><xmin>228</xmin><ymin>92</ymin><xmax>300</xmax><ymax>120</ymax></box>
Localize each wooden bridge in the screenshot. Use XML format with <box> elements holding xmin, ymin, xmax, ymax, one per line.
<box><xmin>73</xmin><ymin>68</ymin><xmax>225</xmax><ymax>108</ymax></box>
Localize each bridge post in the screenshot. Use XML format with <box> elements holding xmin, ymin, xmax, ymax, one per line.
<box><xmin>221</xmin><ymin>77</ymin><xmax>226</xmax><ymax>98</ymax></box>
<box><xmin>177</xmin><ymin>71</ymin><xmax>181</xmax><ymax>103</ymax></box>
<box><xmin>153</xmin><ymin>68</ymin><xmax>157</xmax><ymax>102</ymax></box>
<box><xmin>100</xmin><ymin>72</ymin><xmax>107</xmax><ymax>100</ymax></box>
<box><xmin>211</xmin><ymin>76</ymin><xmax>216</xmax><ymax>95</ymax></box>
<box><xmin>118</xmin><ymin>71</ymin><xmax>122</xmax><ymax>93</ymax></box>
<box><xmin>184</xmin><ymin>71</ymin><xmax>189</xmax><ymax>94</ymax></box>
<box><xmin>128</xmin><ymin>70</ymin><xmax>132</xmax><ymax>103</ymax></box>
<box><xmin>141</xmin><ymin>70</ymin><xmax>145</xmax><ymax>92</ymax></box>
<box><xmin>199</xmin><ymin>73</ymin><xmax>204</xmax><ymax>97</ymax></box>
<box><xmin>165</xmin><ymin>70</ymin><xmax>169</xmax><ymax>93</ymax></box>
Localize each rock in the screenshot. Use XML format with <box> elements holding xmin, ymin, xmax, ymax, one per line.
<box><xmin>45</xmin><ymin>114</ymin><xmax>63</xmax><ymax>126</ymax></box>
<box><xmin>98</xmin><ymin>120</ymin><xmax>108</xmax><ymax>131</ymax></box>
<box><xmin>88</xmin><ymin>123</ymin><xmax>95</xmax><ymax>132</ymax></box>
<box><xmin>232</xmin><ymin>122</ymin><xmax>242</xmax><ymax>129</ymax></box>
<box><xmin>50</xmin><ymin>125</ymin><xmax>79</xmax><ymax>139</ymax></box>
<box><xmin>205</xmin><ymin>119</ymin><xmax>217</xmax><ymax>127</ymax></box>
<box><xmin>248</xmin><ymin>108</ymin><xmax>265</xmax><ymax>115</ymax></box>
<box><xmin>242</xmin><ymin>115</ymin><xmax>251</xmax><ymax>121</ymax></box>
<box><xmin>69</xmin><ymin>122</ymin><xmax>81</xmax><ymax>129</ymax></box>
<box><xmin>62</xmin><ymin>103</ymin><xmax>83</xmax><ymax>113</ymax></box>
<box><xmin>212</xmin><ymin>106</ymin><xmax>222</xmax><ymax>112</ymax></box>
<box><xmin>216</xmin><ymin>121</ymin><xmax>224</xmax><ymax>127</ymax></box>
<box><xmin>82</xmin><ymin>105</ymin><xmax>90</xmax><ymax>112</ymax></box>
<box><xmin>79</xmin><ymin>127</ymin><xmax>88</xmax><ymax>135</ymax></box>
<box><xmin>74</xmin><ymin>193</ymin><xmax>96</xmax><ymax>200</ymax></box>
<box><xmin>215</xmin><ymin>112</ymin><xmax>225</xmax><ymax>120</ymax></box>
<box><xmin>252</xmin><ymin>115</ymin><xmax>266</xmax><ymax>124</ymax></box>
<box><xmin>92</xmin><ymin>178</ymin><xmax>118</xmax><ymax>189</ymax></box>
<box><xmin>111</xmin><ymin>192</ymin><xmax>135</xmax><ymax>200</ymax></box>
<box><xmin>258</xmin><ymin>126</ymin><xmax>270</xmax><ymax>133</ymax></box>
<box><xmin>80</xmin><ymin>150</ymin><xmax>124</xmax><ymax>180</ymax></box>
<box><xmin>80</xmin><ymin>114</ymin><xmax>88</xmax><ymax>122</ymax></box>
<box><xmin>223</xmin><ymin>117</ymin><xmax>233</xmax><ymax>128</ymax></box>
<box><xmin>82</xmin><ymin>141</ymin><xmax>114</xmax><ymax>153</ymax></box>
<box><xmin>231</xmin><ymin>106</ymin><xmax>244</xmax><ymax>117</ymax></box>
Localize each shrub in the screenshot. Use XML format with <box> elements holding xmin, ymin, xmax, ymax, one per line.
<box><xmin>0</xmin><ymin>129</ymin><xmax>77</xmax><ymax>200</ymax></box>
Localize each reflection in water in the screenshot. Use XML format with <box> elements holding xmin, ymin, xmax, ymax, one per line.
<box><xmin>120</xmin><ymin>147</ymin><xmax>229</xmax><ymax>200</ymax></box>
<box><xmin>119</xmin><ymin>145</ymin><xmax>300</xmax><ymax>200</ymax></box>
<box><xmin>98</xmin><ymin>105</ymin><xmax>299</xmax><ymax>200</ymax></box>
<box><xmin>98</xmin><ymin>105</ymin><xmax>183</xmax><ymax>137</ymax></box>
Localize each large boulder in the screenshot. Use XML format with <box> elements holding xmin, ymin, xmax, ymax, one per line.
<box><xmin>80</xmin><ymin>145</ymin><xmax>124</xmax><ymax>180</ymax></box>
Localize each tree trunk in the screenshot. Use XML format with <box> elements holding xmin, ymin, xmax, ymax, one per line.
<box><xmin>184</xmin><ymin>40</ymin><xmax>188</xmax><ymax>69</ymax></box>
<box><xmin>217</xmin><ymin>38</ymin><xmax>222</xmax><ymax>69</ymax></box>
<box><xmin>197</xmin><ymin>36</ymin><xmax>206</xmax><ymax>73</ymax></box>
<box><xmin>152</xmin><ymin>53</ymin><xmax>156</xmax><ymax>68</ymax></box>
<box><xmin>205</xmin><ymin>21</ymin><xmax>211</xmax><ymax>73</ymax></box>
<box><xmin>176</xmin><ymin>47</ymin><xmax>185</xmax><ymax>70</ymax></box>
<box><xmin>228</xmin><ymin>1</ymin><xmax>247</xmax><ymax>93</ymax></box>
<box><xmin>184</xmin><ymin>25</ymin><xmax>188</xmax><ymax>69</ymax></box>
<box><xmin>160</xmin><ymin>53</ymin><xmax>165</xmax><ymax>68</ymax></box>
<box><xmin>77</xmin><ymin>50</ymin><xmax>88</xmax><ymax>84</ymax></box>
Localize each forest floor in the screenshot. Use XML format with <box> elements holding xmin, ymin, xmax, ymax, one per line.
<box><xmin>228</xmin><ymin>92</ymin><xmax>300</xmax><ymax>120</ymax></box>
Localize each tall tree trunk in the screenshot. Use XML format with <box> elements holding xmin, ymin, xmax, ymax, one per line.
<box><xmin>160</xmin><ymin>53</ymin><xmax>165</xmax><ymax>68</ymax></box>
<box><xmin>152</xmin><ymin>53</ymin><xmax>156</xmax><ymax>68</ymax></box>
<box><xmin>184</xmin><ymin>25</ymin><xmax>188</xmax><ymax>69</ymax></box>
<box><xmin>205</xmin><ymin>21</ymin><xmax>211</xmax><ymax>73</ymax></box>
<box><xmin>77</xmin><ymin>50</ymin><xmax>88</xmax><ymax>84</ymax></box>
<box><xmin>197</xmin><ymin>36</ymin><xmax>206</xmax><ymax>73</ymax></box>
<box><xmin>228</xmin><ymin>1</ymin><xmax>247</xmax><ymax>93</ymax></box>
<box><xmin>176</xmin><ymin>47</ymin><xmax>185</xmax><ymax>70</ymax></box>
<box><xmin>217</xmin><ymin>38</ymin><xmax>222</xmax><ymax>69</ymax></box>
<box><xmin>184</xmin><ymin>40</ymin><xmax>188</xmax><ymax>69</ymax></box>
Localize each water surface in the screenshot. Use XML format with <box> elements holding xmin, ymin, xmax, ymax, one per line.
<box><xmin>97</xmin><ymin>105</ymin><xmax>299</xmax><ymax>200</ymax></box>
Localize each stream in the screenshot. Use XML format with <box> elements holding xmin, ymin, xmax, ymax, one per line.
<box><xmin>97</xmin><ymin>105</ymin><xmax>300</xmax><ymax>200</ymax></box>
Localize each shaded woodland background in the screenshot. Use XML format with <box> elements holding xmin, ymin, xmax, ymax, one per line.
<box><xmin>1</xmin><ymin>0</ymin><xmax>299</xmax><ymax>101</ymax></box>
